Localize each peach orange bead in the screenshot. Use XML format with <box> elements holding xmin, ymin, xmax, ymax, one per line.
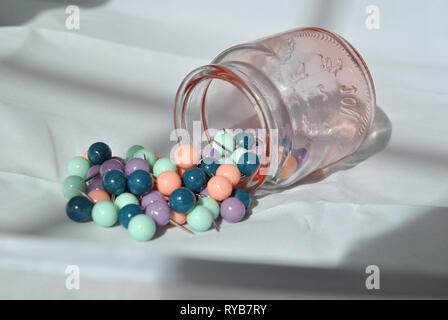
<box><xmin>207</xmin><ymin>176</ymin><xmax>233</xmax><ymax>201</ymax></box>
<box><xmin>156</xmin><ymin>171</ymin><xmax>182</xmax><ymax>196</ymax></box>
<box><xmin>170</xmin><ymin>210</ymin><xmax>187</xmax><ymax>226</ymax></box>
<box><xmin>278</xmin><ymin>154</ymin><xmax>298</xmax><ymax>179</ymax></box>
<box><xmin>88</xmin><ymin>190</ymin><xmax>111</xmax><ymax>204</ymax></box>
<box><xmin>174</xmin><ymin>144</ymin><xmax>200</xmax><ymax>169</ymax></box>
<box><xmin>216</xmin><ymin>164</ymin><xmax>241</xmax><ymax>187</ymax></box>
<box><xmin>83</xmin><ymin>151</ymin><xmax>89</xmax><ymax>160</ymax></box>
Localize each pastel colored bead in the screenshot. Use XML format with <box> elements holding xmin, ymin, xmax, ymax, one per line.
<box><xmin>233</xmin><ymin>188</ymin><xmax>251</xmax><ymax>209</ymax></box>
<box><xmin>216</xmin><ymin>164</ymin><xmax>240</xmax><ymax>187</ymax></box>
<box><xmin>62</xmin><ymin>175</ymin><xmax>86</xmax><ymax>199</ymax></box>
<box><xmin>212</xmin><ymin>131</ymin><xmax>235</xmax><ymax>156</ymax></box>
<box><xmin>170</xmin><ymin>211</ymin><xmax>187</xmax><ymax>226</ymax></box>
<box><xmin>100</xmin><ymin>159</ymin><xmax>124</xmax><ymax>176</ymax></box>
<box><xmin>66</xmin><ymin>195</ymin><xmax>92</xmax><ymax>222</ymax></box>
<box><xmin>153</xmin><ymin>157</ymin><xmax>177</xmax><ymax>177</ymax></box>
<box><xmin>174</xmin><ymin>144</ymin><xmax>200</xmax><ymax>169</ymax></box>
<box><xmin>126</xmin><ymin>145</ymin><xmax>144</xmax><ymax>161</ymax></box>
<box><xmin>235</xmin><ymin>132</ymin><xmax>255</xmax><ymax>150</ymax></box>
<box><xmin>219</xmin><ymin>157</ymin><xmax>234</xmax><ymax>165</ymax></box>
<box><xmin>169</xmin><ymin>187</ymin><xmax>196</xmax><ymax>213</ymax></box>
<box><xmin>232</xmin><ymin>148</ymin><xmax>247</xmax><ymax>165</ymax></box>
<box><xmin>88</xmin><ymin>190</ymin><xmax>111</xmax><ymax>204</ymax></box>
<box><xmin>128</xmin><ymin>170</ymin><xmax>153</xmax><ymax>195</ymax></box>
<box><xmin>67</xmin><ymin>156</ymin><xmax>91</xmax><ymax>179</ymax></box>
<box><xmin>125</xmin><ymin>158</ymin><xmax>149</xmax><ymax>177</ymax></box>
<box><xmin>145</xmin><ymin>200</ymin><xmax>171</xmax><ymax>227</ymax></box>
<box><xmin>128</xmin><ymin>214</ymin><xmax>156</xmax><ymax>241</ymax></box>
<box><xmin>187</xmin><ymin>206</ymin><xmax>213</xmax><ymax>232</ymax></box>
<box><xmin>220</xmin><ymin>197</ymin><xmax>246</xmax><ymax>223</ymax></box>
<box><xmin>86</xmin><ymin>176</ymin><xmax>104</xmax><ymax>193</ymax></box>
<box><xmin>134</xmin><ymin>148</ymin><xmax>157</xmax><ymax>168</ymax></box>
<box><xmin>87</xmin><ymin>142</ymin><xmax>112</xmax><ymax>165</ymax></box>
<box><xmin>207</xmin><ymin>176</ymin><xmax>232</xmax><ymax>201</ymax></box>
<box><xmin>197</xmin><ymin>197</ymin><xmax>220</xmax><ymax>219</ymax></box>
<box><xmin>118</xmin><ymin>204</ymin><xmax>144</xmax><ymax>228</ymax></box>
<box><xmin>92</xmin><ymin>200</ymin><xmax>118</xmax><ymax>227</ymax></box>
<box><xmin>277</xmin><ymin>153</ymin><xmax>298</xmax><ymax>180</ymax></box>
<box><xmin>111</xmin><ymin>156</ymin><xmax>126</xmax><ymax>167</ymax></box>
<box><xmin>114</xmin><ymin>192</ymin><xmax>139</xmax><ymax>211</ymax></box>
<box><xmin>182</xmin><ymin>167</ymin><xmax>207</xmax><ymax>193</ymax></box>
<box><xmin>83</xmin><ymin>150</ymin><xmax>89</xmax><ymax>160</ymax></box>
<box><xmin>237</xmin><ymin>151</ymin><xmax>260</xmax><ymax>177</ymax></box>
<box><xmin>200</xmin><ymin>145</ymin><xmax>221</xmax><ymax>160</ymax></box>
<box><xmin>103</xmin><ymin>170</ymin><xmax>127</xmax><ymax>195</ymax></box>
<box><xmin>156</xmin><ymin>171</ymin><xmax>182</xmax><ymax>196</ymax></box>
<box><xmin>199</xmin><ymin>158</ymin><xmax>220</xmax><ymax>177</ymax></box>
<box><xmin>291</xmin><ymin>147</ymin><xmax>308</xmax><ymax>168</ymax></box>
<box><xmin>141</xmin><ymin>190</ymin><xmax>166</xmax><ymax>209</ymax></box>
<box><xmin>87</xmin><ymin>165</ymin><xmax>100</xmax><ymax>180</ymax></box>
<box><xmin>199</xmin><ymin>187</ymin><xmax>209</xmax><ymax>197</ymax></box>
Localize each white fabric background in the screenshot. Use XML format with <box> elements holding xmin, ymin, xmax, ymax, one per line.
<box><xmin>0</xmin><ymin>0</ymin><xmax>447</xmax><ymax>299</ymax></box>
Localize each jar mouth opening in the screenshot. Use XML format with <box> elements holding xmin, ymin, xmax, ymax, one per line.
<box><xmin>174</xmin><ymin>64</ymin><xmax>271</xmax><ymax>190</ymax></box>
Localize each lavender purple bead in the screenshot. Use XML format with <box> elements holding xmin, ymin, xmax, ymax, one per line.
<box><xmin>145</xmin><ymin>200</ymin><xmax>171</xmax><ymax>227</ymax></box>
<box><xmin>87</xmin><ymin>165</ymin><xmax>100</xmax><ymax>179</ymax></box>
<box><xmin>141</xmin><ymin>190</ymin><xmax>166</xmax><ymax>209</ymax></box>
<box><xmin>291</xmin><ymin>148</ymin><xmax>308</xmax><ymax>168</ymax></box>
<box><xmin>86</xmin><ymin>176</ymin><xmax>104</xmax><ymax>193</ymax></box>
<box><xmin>125</xmin><ymin>158</ymin><xmax>149</xmax><ymax>177</ymax></box>
<box><xmin>220</xmin><ymin>197</ymin><xmax>246</xmax><ymax>223</ymax></box>
<box><xmin>199</xmin><ymin>187</ymin><xmax>209</xmax><ymax>197</ymax></box>
<box><xmin>100</xmin><ymin>159</ymin><xmax>124</xmax><ymax>176</ymax></box>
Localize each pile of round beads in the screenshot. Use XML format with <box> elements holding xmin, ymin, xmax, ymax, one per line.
<box><xmin>62</xmin><ymin>135</ymin><xmax>257</xmax><ymax>242</ymax></box>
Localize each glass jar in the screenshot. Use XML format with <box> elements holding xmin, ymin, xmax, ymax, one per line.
<box><xmin>174</xmin><ymin>27</ymin><xmax>376</xmax><ymax>191</ymax></box>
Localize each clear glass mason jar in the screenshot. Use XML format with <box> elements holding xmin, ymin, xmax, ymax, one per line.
<box><xmin>174</xmin><ymin>27</ymin><xmax>376</xmax><ymax>191</ymax></box>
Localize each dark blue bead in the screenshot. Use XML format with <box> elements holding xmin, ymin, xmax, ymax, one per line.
<box><xmin>66</xmin><ymin>196</ymin><xmax>92</xmax><ymax>222</ymax></box>
<box><xmin>237</xmin><ymin>152</ymin><xmax>260</xmax><ymax>176</ymax></box>
<box><xmin>169</xmin><ymin>187</ymin><xmax>196</xmax><ymax>213</ymax></box>
<box><xmin>233</xmin><ymin>188</ymin><xmax>251</xmax><ymax>209</ymax></box>
<box><xmin>182</xmin><ymin>167</ymin><xmax>207</xmax><ymax>193</ymax></box>
<box><xmin>235</xmin><ymin>132</ymin><xmax>255</xmax><ymax>150</ymax></box>
<box><xmin>88</xmin><ymin>142</ymin><xmax>112</xmax><ymax>165</ymax></box>
<box><xmin>127</xmin><ymin>170</ymin><xmax>153</xmax><ymax>195</ymax></box>
<box><xmin>118</xmin><ymin>204</ymin><xmax>144</xmax><ymax>228</ymax></box>
<box><xmin>103</xmin><ymin>170</ymin><xmax>127</xmax><ymax>195</ymax></box>
<box><xmin>199</xmin><ymin>157</ymin><xmax>220</xmax><ymax>177</ymax></box>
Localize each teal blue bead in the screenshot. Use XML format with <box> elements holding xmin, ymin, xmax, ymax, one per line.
<box><xmin>62</xmin><ymin>175</ymin><xmax>86</xmax><ymax>199</ymax></box>
<box><xmin>119</xmin><ymin>204</ymin><xmax>144</xmax><ymax>228</ymax></box>
<box><xmin>67</xmin><ymin>156</ymin><xmax>91</xmax><ymax>178</ymax></box>
<box><xmin>134</xmin><ymin>148</ymin><xmax>157</xmax><ymax>168</ymax></box>
<box><xmin>88</xmin><ymin>142</ymin><xmax>112</xmax><ymax>165</ymax></box>
<box><xmin>187</xmin><ymin>206</ymin><xmax>213</xmax><ymax>232</ymax></box>
<box><xmin>126</xmin><ymin>145</ymin><xmax>144</xmax><ymax>161</ymax></box>
<box><xmin>212</xmin><ymin>131</ymin><xmax>235</xmax><ymax>156</ymax></box>
<box><xmin>92</xmin><ymin>200</ymin><xmax>118</xmax><ymax>227</ymax></box>
<box><xmin>198</xmin><ymin>197</ymin><xmax>220</xmax><ymax>219</ymax></box>
<box><xmin>237</xmin><ymin>151</ymin><xmax>260</xmax><ymax>176</ymax></box>
<box><xmin>128</xmin><ymin>214</ymin><xmax>156</xmax><ymax>241</ymax></box>
<box><xmin>66</xmin><ymin>196</ymin><xmax>92</xmax><ymax>222</ymax></box>
<box><xmin>233</xmin><ymin>188</ymin><xmax>251</xmax><ymax>209</ymax></box>
<box><xmin>152</xmin><ymin>157</ymin><xmax>177</xmax><ymax>177</ymax></box>
<box><xmin>169</xmin><ymin>187</ymin><xmax>196</xmax><ymax>213</ymax></box>
<box><xmin>232</xmin><ymin>148</ymin><xmax>247</xmax><ymax>165</ymax></box>
<box><xmin>114</xmin><ymin>192</ymin><xmax>139</xmax><ymax>211</ymax></box>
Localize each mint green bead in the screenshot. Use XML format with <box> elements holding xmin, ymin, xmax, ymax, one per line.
<box><xmin>67</xmin><ymin>156</ymin><xmax>91</xmax><ymax>178</ymax></box>
<box><xmin>212</xmin><ymin>131</ymin><xmax>235</xmax><ymax>156</ymax></box>
<box><xmin>152</xmin><ymin>157</ymin><xmax>177</xmax><ymax>177</ymax></box>
<box><xmin>198</xmin><ymin>197</ymin><xmax>220</xmax><ymax>219</ymax></box>
<box><xmin>134</xmin><ymin>148</ymin><xmax>157</xmax><ymax>168</ymax></box>
<box><xmin>187</xmin><ymin>206</ymin><xmax>213</xmax><ymax>232</ymax></box>
<box><xmin>92</xmin><ymin>200</ymin><xmax>118</xmax><ymax>227</ymax></box>
<box><xmin>220</xmin><ymin>157</ymin><xmax>234</xmax><ymax>165</ymax></box>
<box><xmin>62</xmin><ymin>175</ymin><xmax>86</xmax><ymax>199</ymax></box>
<box><xmin>126</xmin><ymin>145</ymin><xmax>144</xmax><ymax>161</ymax></box>
<box><xmin>128</xmin><ymin>214</ymin><xmax>156</xmax><ymax>241</ymax></box>
<box><xmin>114</xmin><ymin>192</ymin><xmax>139</xmax><ymax>211</ymax></box>
<box><xmin>232</xmin><ymin>148</ymin><xmax>248</xmax><ymax>165</ymax></box>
